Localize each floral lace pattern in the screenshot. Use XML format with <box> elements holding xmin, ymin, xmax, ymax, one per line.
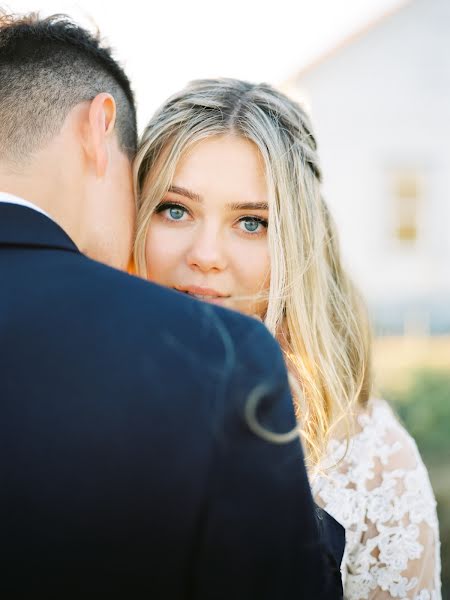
<box><xmin>311</xmin><ymin>398</ymin><xmax>441</xmax><ymax>599</ymax></box>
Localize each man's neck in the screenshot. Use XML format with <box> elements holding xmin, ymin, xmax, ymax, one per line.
<box><xmin>0</xmin><ymin>166</ymin><xmax>55</xmax><ymax>212</ymax></box>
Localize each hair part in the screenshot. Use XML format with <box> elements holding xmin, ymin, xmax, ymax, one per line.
<box><xmin>134</xmin><ymin>78</ymin><xmax>373</xmax><ymax>467</ymax></box>
<box><xmin>0</xmin><ymin>12</ymin><xmax>137</xmax><ymax>164</ymax></box>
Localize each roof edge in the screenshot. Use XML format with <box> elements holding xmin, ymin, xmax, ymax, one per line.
<box><xmin>283</xmin><ymin>0</ymin><xmax>411</xmax><ymax>86</ymax></box>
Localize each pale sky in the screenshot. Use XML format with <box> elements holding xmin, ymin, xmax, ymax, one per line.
<box><xmin>8</xmin><ymin>0</ymin><xmax>405</xmax><ymax>130</ymax></box>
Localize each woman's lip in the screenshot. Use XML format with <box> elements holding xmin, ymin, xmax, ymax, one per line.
<box><xmin>175</xmin><ymin>285</ymin><xmax>230</xmax><ymax>298</ymax></box>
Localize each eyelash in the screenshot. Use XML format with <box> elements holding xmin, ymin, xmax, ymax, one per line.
<box><xmin>154</xmin><ymin>202</ymin><xmax>268</xmax><ymax>236</ymax></box>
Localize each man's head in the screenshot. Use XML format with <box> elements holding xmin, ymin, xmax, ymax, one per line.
<box><xmin>0</xmin><ymin>13</ymin><xmax>138</xmax><ymax>269</ymax></box>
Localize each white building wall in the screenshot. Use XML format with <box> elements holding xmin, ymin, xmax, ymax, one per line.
<box><xmin>291</xmin><ymin>0</ymin><xmax>450</xmax><ymax>332</ymax></box>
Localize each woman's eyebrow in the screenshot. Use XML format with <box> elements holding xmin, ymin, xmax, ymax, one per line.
<box><xmin>227</xmin><ymin>202</ymin><xmax>269</xmax><ymax>211</ymax></box>
<box><xmin>168</xmin><ymin>185</ymin><xmax>202</xmax><ymax>202</ymax></box>
<box><xmin>168</xmin><ymin>186</ymin><xmax>268</xmax><ymax>211</ymax></box>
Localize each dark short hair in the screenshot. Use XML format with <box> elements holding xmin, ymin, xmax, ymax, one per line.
<box><xmin>0</xmin><ymin>12</ymin><xmax>137</xmax><ymax>162</ymax></box>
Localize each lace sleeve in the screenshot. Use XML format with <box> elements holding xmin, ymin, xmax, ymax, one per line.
<box><xmin>312</xmin><ymin>399</ymin><xmax>441</xmax><ymax>600</ymax></box>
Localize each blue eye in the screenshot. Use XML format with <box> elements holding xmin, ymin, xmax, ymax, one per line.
<box><xmin>168</xmin><ymin>206</ymin><xmax>185</xmax><ymax>220</ymax></box>
<box><xmin>239</xmin><ymin>217</ymin><xmax>268</xmax><ymax>234</ymax></box>
<box><xmin>155</xmin><ymin>202</ymin><xmax>188</xmax><ymax>221</ymax></box>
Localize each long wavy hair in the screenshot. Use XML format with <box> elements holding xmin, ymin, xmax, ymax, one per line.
<box><xmin>133</xmin><ymin>78</ymin><xmax>372</xmax><ymax>467</ymax></box>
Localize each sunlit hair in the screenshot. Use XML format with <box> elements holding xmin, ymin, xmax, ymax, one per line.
<box><xmin>133</xmin><ymin>78</ymin><xmax>372</xmax><ymax>467</ymax></box>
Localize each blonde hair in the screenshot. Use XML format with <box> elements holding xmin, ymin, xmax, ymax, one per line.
<box><xmin>134</xmin><ymin>78</ymin><xmax>372</xmax><ymax>467</ymax></box>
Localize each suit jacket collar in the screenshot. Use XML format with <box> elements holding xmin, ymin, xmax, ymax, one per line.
<box><xmin>0</xmin><ymin>193</ymin><xmax>53</xmax><ymax>220</ymax></box>
<box><xmin>0</xmin><ymin>203</ymin><xmax>79</xmax><ymax>254</ymax></box>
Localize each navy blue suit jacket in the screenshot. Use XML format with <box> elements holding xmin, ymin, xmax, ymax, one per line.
<box><xmin>0</xmin><ymin>203</ymin><xmax>343</xmax><ymax>598</ymax></box>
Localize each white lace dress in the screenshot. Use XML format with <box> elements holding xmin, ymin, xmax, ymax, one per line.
<box><xmin>311</xmin><ymin>398</ymin><xmax>441</xmax><ymax>600</ymax></box>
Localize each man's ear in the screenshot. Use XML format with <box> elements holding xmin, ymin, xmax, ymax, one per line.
<box><xmin>84</xmin><ymin>93</ymin><xmax>117</xmax><ymax>178</ymax></box>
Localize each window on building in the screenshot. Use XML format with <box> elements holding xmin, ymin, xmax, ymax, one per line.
<box><xmin>391</xmin><ymin>169</ymin><xmax>422</xmax><ymax>243</ymax></box>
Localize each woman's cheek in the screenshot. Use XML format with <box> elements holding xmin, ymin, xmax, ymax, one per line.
<box><xmin>146</xmin><ymin>223</ymin><xmax>181</xmax><ymax>280</ymax></box>
<box><xmin>240</xmin><ymin>240</ymin><xmax>270</xmax><ymax>289</ymax></box>
<box><xmin>231</xmin><ymin>238</ymin><xmax>270</xmax><ymax>315</ymax></box>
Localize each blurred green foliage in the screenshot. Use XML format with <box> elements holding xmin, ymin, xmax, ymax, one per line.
<box><xmin>385</xmin><ymin>369</ymin><xmax>450</xmax><ymax>599</ymax></box>
<box><xmin>391</xmin><ymin>370</ymin><xmax>450</xmax><ymax>458</ymax></box>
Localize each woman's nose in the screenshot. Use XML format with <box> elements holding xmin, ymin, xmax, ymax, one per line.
<box><xmin>186</xmin><ymin>225</ymin><xmax>228</xmax><ymax>273</ymax></box>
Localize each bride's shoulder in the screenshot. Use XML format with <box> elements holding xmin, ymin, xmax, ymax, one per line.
<box><xmin>354</xmin><ymin>397</ymin><xmax>430</xmax><ymax>475</ymax></box>
<box><xmin>313</xmin><ymin>396</ymin><xmax>437</xmax><ymax>511</ymax></box>
<box><xmin>325</xmin><ymin>396</ymin><xmax>424</xmax><ymax>468</ymax></box>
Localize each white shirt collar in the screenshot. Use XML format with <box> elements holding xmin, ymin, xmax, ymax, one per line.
<box><xmin>0</xmin><ymin>192</ymin><xmax>53</xmax><ymax>221</ymax></box>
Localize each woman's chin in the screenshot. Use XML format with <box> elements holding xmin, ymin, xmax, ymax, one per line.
<box><xmin>229</xmin><ymin>300</ymin><xmax>267</xmax><ymax>320</ymax></box>
<box><xmin>201</xmin><ymin>296</ymin><xmax>230</xmax><ymax>307</ymax></box>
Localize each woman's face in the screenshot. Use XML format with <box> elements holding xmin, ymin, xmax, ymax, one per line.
<box><xmin>145</xmin><ymin>134</ymin><xmax>270</xmax><ymax>317</ymax></box>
